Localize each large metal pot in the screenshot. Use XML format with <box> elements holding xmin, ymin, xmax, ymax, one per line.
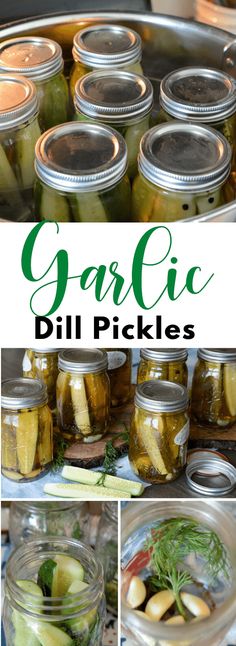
<box><xmin>1</xmin><ymin>10</ymin><xmax>236</xmax><ymax>222</ymax></box>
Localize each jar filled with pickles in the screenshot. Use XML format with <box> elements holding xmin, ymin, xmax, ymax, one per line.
<box><xmin>70</xmin><ymin>23</ymin><xmax>143</xmax><ymax>97</ymax></box>
<box><xmin>0</xmin><ymin>74</ymin><xmax>41</xmax><ymax>222</ymax></box>
<box><xmin>106</xmin><ymin>349</ymin><xmax>132</xmax><ymax>407</ymax></box>
<box><xmin>191</xmin><ymin>348</ymin><xmax>236</xmax><ymax>429</ymax></box>
<box><xmin>0</xmin><ymin>36</ymin><xmax>70</xmax><ymax>131</ymax></box>
<box><xmin>129</xmin><ymin>380</ymin><xmax>189</xmax><ymax>483</ymax></box>
<box><xmin>95</xmin><ymin>502</ymin><xmax>118</xmax><ymax>615</ymax></box>
<box><xmin>9</xmin><ymin>501</ymin><xmax>90</xmax><ymax>547</ymax></box>
<box><xmin>138</xmin><ymin>348</ymin><xmax>188</xmax><ymax>387</ymax></box>
<box><xmin>57</xmin><ymin>349</ymin><xmax>110</xmax><ymax>443</ymax></box>
<box><xmin>1</xmin><ymin>378</ymin><xmax>53</xmax><ymax>481</ymax></box>
<box><xmin>74</xmin><ymin>70</ymin><xmax>153</xmax><ymax>179</ymax></box>
<box><xmin>35</xmin><ymin>121</ymin><xmax>131</xmax><ymax>222</ymax></box>
<box><xmin>132</xmin><ymin>122</ymin><xmax>232</xmax><ymax>221</ymax></box>
<box><xmin>3</xmin><ymin>537</ymin><xmax>105</xmax><ymax>646</ymax></box>
<box><xmin>159</xmin><ymin>67</ymin><xmax>236</xmax><ymax>167</ymax></box>
<box><xmin>22</xmin><ymin>348</ymin><xmax>60</xmax><ymax>417</ymax></box>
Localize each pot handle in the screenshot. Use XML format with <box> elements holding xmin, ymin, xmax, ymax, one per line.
<box><xmin>222</xmin><ymin>40</ymin><xmax>236</xmax><ymax>79</ymax></box>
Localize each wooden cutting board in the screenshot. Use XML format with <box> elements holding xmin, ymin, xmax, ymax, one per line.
<box><xmin>64</xmin><ymin>387</ymin><xmax>135</xmax><ymax>468</ymax></box>
<box><xmin>189</xmin><ymin>421</ymin><xmax>236</xmax><ymax>451</ymax></box>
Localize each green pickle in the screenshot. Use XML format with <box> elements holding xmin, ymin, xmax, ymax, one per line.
<box><xmin>106</xmin><ymin>349</ymin><xmax>132</xmax><ymax>407</ymax></box>
<box><xmin>129</xmin><ymin>380</ymin><xmax>189</xmax><ymax>483</ymax></box>
<box><xmin>22</xmin><ymin>349</ymin><xmax>59</xmax><ymax>416</ymax></box>
<box><xmin>3</xmin><ymin>541</ymin><xmax>105</xmax><ymax>646</ymax></box>
<box><xmin>57</xmin><ymin>349</ymin><xmax>110</xmax><ymax>443</ymax></box>
<box><xmin>35</xmin><ymin>73</ymin><xmax>70</xmax><ymax>131</ymax></box>
<box><xmin>191</xmin><ymin>350</ymin><xmax>236</xmax><ymax>428</ymax></box>
<box><xmin>1</xmin><ymin>378</ymin><xmax>53</xmax><ymax>482</ymax></box>
<box><xmin>137</xmin><ymin>349</ymin><xmax>188</xmax><ymax>387</ymax></box>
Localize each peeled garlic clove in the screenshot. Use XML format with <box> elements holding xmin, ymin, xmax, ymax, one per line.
<box><xmin>126</xmin><ymin>576</ymin><xmax>146</xmax><ymax>608</ymax></box>
<box><xmin>165</xmin><ymin>615</ymin><xmax>185</xmax><ymax>625</ymax></box>
<box><xmin>145</xmin><ymin>589</ymin><xmax>175</xmax><ymax>621</ymax></box>
<box><xmin>181</xmin><ymin>592</ymin><xmax>211</xmax><ymax>617</ymax></box>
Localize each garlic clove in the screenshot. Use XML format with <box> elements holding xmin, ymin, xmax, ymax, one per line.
<box><xmin>181</xmin><ymin>592</ymin><xmax>211</xmax><ymax>617</ymax></box>
<box><xmin>165</xmin><ymin>615</ymin><xmax>185</xmax><ymax>625</ymax></box>
<box><xmin>145</xmin><ymin>589</ymin><xmax>175</xmax><ymax>621</ymax></box>
<box><xmin>126</xmin><ymin>575</ymin><xmax>146</xmax><ymax>608</ymax></box>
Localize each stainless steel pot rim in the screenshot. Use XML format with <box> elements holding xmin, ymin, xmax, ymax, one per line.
<box><xmin>72</xmin><ymin>23</ymin><xmax>142</xmax><ymax>67</ymax></box>
<box><xmin>58</xmin><ymin>348</ymin><xmax>108</xmax><ymax>373</ymax></box>
<box><xmin>35</xmin><ymin>121</ymin><xmax>128</xmax><ymax>192</ymax></box>
<box><xmin>160</xmin><ymin>66</ymin><xmax>236</xmax><ymax>122</ymax></box>
<box><xmin>198</xmin><ymin>348</ymin><xmax>236</xmax><ymax>362</ymax></box>
<box><xmin>138</xmin><ymin>122</ymin><xmax>232</xmax><ymax>192</ymax></box>
<box><xmin>1</xmin><ymin>378</ymin><xmax>48</xmax><ymax>409</ymax></box>
<box><xmin>186</xmin><ymin>458</ymin><xmax>236</xmax><ymax>495</ymax></box>
<box><xmin>135</xmin><ymin>379</ymin><xmax>188</xmax><ymax>412</ymax></box>
<box><xmin>0</xmin><ymin>74</ymin><xmax>38</xmax><ymax>129</ymax></box>
<box><xmin>74</xmin><ymin>70</ymin><xmax>153</xmax><ymax>122</ymax></box>
<box><xmin>0</xmin><ymin>36</ymin><xmax>64</xmax><ymax>82</ymax></box>
<box><xmin>140</xmin><ymin>348</ymin><xmax>188</xmax><ymax>362</ymax></box>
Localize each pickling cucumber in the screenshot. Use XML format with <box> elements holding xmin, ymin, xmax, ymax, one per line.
<box><xmin>31</xmin><ymin>623</ymin><xmax>73</xmax><ymax>646</ymax></box>
<box><xmin>13</xmin><ymin>580</ymin><xmax>43</xmax><ymax>646</ymax></box>
<box><xmin>51</xmin><ymin>554</ymin><xmax>84</xmax><ymax>597</ymax></box>
<box><xmin>71</xmin><ymin>192</ymin><xmax>108</xmax><ymax>222</ymax></box>
<box><xmin>39</xmin><ymin>186</ymin><xmax>71</xmax><ymax>222</ymax></box>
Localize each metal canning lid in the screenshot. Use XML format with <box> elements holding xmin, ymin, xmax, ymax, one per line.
<box><xmin>74</xmin><ymin>70</ymin><xmax>153</xmax><ymax>123</ymax></box>
<box><xmin>198</xmin><ymin>348</ymin><xmax>236</xmax><ymax>363</ymax></box>
<box><xmin>58</xmin><ymin>349</ymin><xmax>108</xmax><ymax>374</ymax></box>
<box><xmin>73</xmin><ymin>24</ymin><xmax>142</xmax><ymax>68</ymax></box>
<box><xmin>139</xmin><ymin>122</ymin><xmax>232</xmax><ymax>192</ymax></box>
<box><xmin>135</xmin><ymin>380</ymin><xmax>188</xmax><ymax>413</ymax></box>
<box><xmin>160</xmin><ymin>67</ymin><xmax>236</xmax><ymax>123</ymax></box>
<box><xmin>0</xmin><ymin>74</ymin><xmax>38</xmax><ymax>130</ymax></box>
<box><xmin>35</xmin><ymin>122</ymin><xmax>127</xmax><ymax>192</ymax></box>
<box><xmin>140</xmin><ymin>348</ymin><xmax>188</xmax><ymax>362</ymax></box>
<box><xmin>0</xmin><ymin>37</ymin><xmax>64</xmax><ymax>82</ymax></box>
<box><xmin>1</xmin><ymin>378</ymin><xmax>48</xmax><ymax>410</ymax></box>
<box><xmin>186</xmin><ymin>458</ymin><xmax>236</xmax><ymax>496</ymax></box>
<box><xmin>30</xmin><ymin>348</ymin><xmax>60</xmax><ymax>353</ymax></box>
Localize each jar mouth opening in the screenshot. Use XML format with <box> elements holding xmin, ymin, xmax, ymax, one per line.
<box><xmin>121</xmin><ymin>501</ymin><xmax>236</xmax><ymax>641</ymax></box>
<box><xmin>6</xmin><ymin>538</ymin><xmax>103</xmax><ymax>618</ymax></box>
<box><xmin>12</xmin><ymin>501</ymin><xmax>84</xmax><ymax>512</ymax></box>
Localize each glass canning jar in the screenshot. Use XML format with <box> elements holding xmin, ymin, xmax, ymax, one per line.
<box><xmin>9</xmin><ymin>501</ymin><xmax>90</xmax><ymax>547</ymax></box>
<box><xmin>22</xmin><ymin>348</ymin><xmax>60</xmax><ymax>417</ymax></box>
<box><xmin>1</xmin><ymin>378</ymin><xmax>53</xmax><ymax>482</ymax></box>
<box><xmin>0</xmin><ymin>73</ymin><xmax>41</xmax><ymax>222</ymax></box>
<box><xmin>3</xmin><ymin>537</ymin><xmax>105</xmax><ymax>646</ymax></box>
<box><xmin>121</xmin><ymin>500</ymin><xmax>236</xmax><ymax>646</ymax></box>
<box><xmin>95</xmin><ymin>502</ymin><xmax>118</xmax><ymax>615</ymax></box>
<box><xmin>132</xmin><ymin>122</ymin><xmax>232</xmax><ymax>222</ymax></box>
<box><xmin>34</xmin><ymin>121</ymin><xmax>131</xmax><ymax>222</ymax></box>
<box><xmin>138</xmin><ymin>348</ymin><xmax>188</xmax><ymax>387</ymax></box>
<box><xmin>191</xmin><ymin>348</ymin><xmax>236</xmax><ymax>429</ymax></box>
<box><xmin>159</xmin><ymin>67</ymin><xmax>236</xmax><ymax>168</ymax></box>
<box><xmin>74</xmin><ymin>70</ymin><xmax>153</xmax><ymax>179</ymax></box>
<box><xmin>70</xmin><ymin>24</ymin><xmax>143</xmax><ymax>97</ymax></box>
<box><xmin>57</xmin><ymin>349</ymin><xmax>110</xmax><ymax>443</ymax></box>
<box><xmin>105</xmin><ymin>348</ymin><xmax>132</xmax><ymax>407</ymax></box>
<box><xmin>0</xmin><ymin>37</ymin><xmax>70</xmax><ymax>131</ymax></box>
<box><xmin>129</xmin><ymin>380</ymin><xmax>189</xmax><ymax>483</ymax></box>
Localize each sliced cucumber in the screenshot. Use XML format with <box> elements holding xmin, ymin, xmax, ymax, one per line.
<box><xmin>39</xmin><ymin>186</ymin><xmax>71</xmax><ymax>222</ymax></box>
<box><xmin>51</xmin><ymin>554</ymin><xmax>84</xmax><ymax>597</ymax></box>
<box><xmin>13</xmin><ymin>580</ymin><xmax>43</xmax><ymax>646</ymax></box>
<box><xmin>32</xmin><ymin>623</ymin><xmax>73</xmax><ymax>646</ymax></box>
<box><xmin>16</xmin><ymin>119</ymin><xmax>41</xmax><ymax>189</ymax></box>
<box><xmin>65</xmin><ymin>580</ymin><xmax>97</xmax><ymax>638</ymax></box>
<box><xmin>44</xmin><ymin>482</ymin><xmax>131</xmax><ymax>499</ymax></box>
<box><xmin>71</xmin><ymin>192</ymin><xmax>108</xmax><ymax>222</ymax></box>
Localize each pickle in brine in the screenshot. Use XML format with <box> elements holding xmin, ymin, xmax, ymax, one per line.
<box><xmin>16</xmin><ymin>409</ymin><xmax>38</xmax><ymax>475</ymax></box>
<box><xmin>224</xmin><ymin>364</ymin><xmax>236</xmax><ymax>417</ymax></box>
<box><xmin>135</xmin><ymin>410</ymin><xmax>169</xmax><ymax>476</ymax></box>
<box><xmin>37</xmin><ymin>406</ymin><xmax>53</xmax><ymax>466</ymax></box>
<box><xmin>70</xmin><ymin>376</ymin><xmax>91</xmax><ymax>436</ymax></box>
<box><xmin>71</xmin><ymin>192</ymin><xmax>108</xmax><ymax>222</ymax></box>
<box><xmin>38</xmin><ymin>184</ymin><xmax>71</xmax><ymax>222</ymax></box>
<box><xmin>16</xmin><ymin>119</ymin><xmax>41</xmax><ymax>190</ymax></box>
<box><xmin>1</xmin><ymin>414</ymin><xmax>18</xmax><ymax>471</ymax></box>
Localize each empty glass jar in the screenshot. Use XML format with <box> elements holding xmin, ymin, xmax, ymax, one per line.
<box><xmin>1</xmin><ymin>378</ymin><xmax>53</xmax><ymax>481</ymax></box>
<box><xmin>159</xmin><ymin>67</ymin><xmax>236</xmax><ymax>167</ymax></box>
<box><xmin>106</xmin><ymin>349</ymin><xmax>132</xmax><ymax>407</ymax></box>
<box><xmin>74</xmin><ymin>70</ymin><xmax>153</xmax><ymax>179</ymax></box>
<box><xmin>3</xmin><ymin>537</ymin><xmax>105</xmax><ymax>646</ymax></box>
<box><xmin>132</xmin><ymin>122</ymin><xmax>232</xmax><ymax>221</ymax></box>
<box><xmin>22</xmin><ymin>348</ymin><xmax>60</xmax><ymax>417</ymax></box>
<box><xmin>129</xmin><ymin>380</ymin><xmax>189</xmax><ymax>483</ymax></box>
<box><xmin>95</xmin><ymin>502</ymin><xmax>118</xmax><ymax>615</ymax></box>
<box><xmin>0</xmin><ymin>73</ymin><xmax>40</xmax><ymax>222</ymax></box>
<box><xmin>57</xmin><ymin>349</ymin><xmax>110</xmax><ymax>443</ymax></box>
<box><xmin>35</xmin><ymin>121</ymin><xmax>131</xmax><ymax>222</ymax></box>
<box><xmin>9</xmin><ymin>501</ymin><xmax>90</xmax><ymax>547</ymax></box>
<box><xmin>138</xmin><ymin>348</ymin><xmax>188</xmax><ymax>387</ymax></box>
<box><xmin>191</xmin><ymin>348</ymin><xmax>236</xmax><ymax>429</ymax></box>
<box><xmin>0</xmin><ymin>36</ymin><xmax>70</xmax><ymax>131</ymax></box>
<box><xmin>70</xmin><ymin>23</ymin><xmax>143</xmax><ymax>97</ymax></box>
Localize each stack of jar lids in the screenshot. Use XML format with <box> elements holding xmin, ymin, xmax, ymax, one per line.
<box><xmin>186</xmin><ymin>449</ymin><xmax>236</xmax><ymax>495</ymax></box>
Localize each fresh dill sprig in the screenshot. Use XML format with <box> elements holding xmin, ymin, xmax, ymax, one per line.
<box><xmin>51</xmin><ymin>435</ymin><xmax>70</xmax><ymax>473</ymax></box>
<box><xmin>97</xmin><ymin>425</ymin><xmax>129</xmax><ymax>486</ymax></box>
<box><xmin>144</xmin><ymin>517</ymin><xmax>230</xmax><ymax>619</ymax></box>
